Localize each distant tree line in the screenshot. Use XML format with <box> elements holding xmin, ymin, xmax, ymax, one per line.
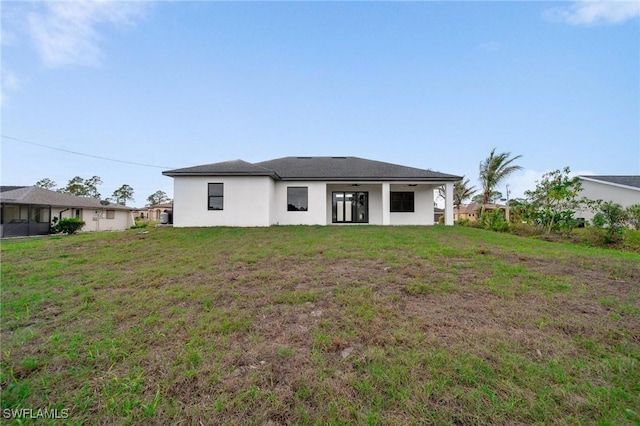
<box><xmin>35</xmin><ymin>176</ymin><xmax>172</xmax><ymax>207</ymax></box>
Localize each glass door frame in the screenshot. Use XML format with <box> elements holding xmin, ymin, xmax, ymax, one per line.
<box><xmin>332</xmin><ymin>191</ymin><xmax>369</xmax><ymax>224</ymax></box>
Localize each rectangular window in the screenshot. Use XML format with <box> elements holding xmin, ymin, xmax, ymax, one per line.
<box><xmin>287</xmin><ymin>187</ymin><xmax>308</xmax><ymax>211</ymax></box>
<box><xmin>106</xmin><ymin>210</ymin><xmax>115</xmax><ymax>219</ymax></box>
<box><xmin>208</xmin><ymin>183</ymin><xmax>224</xmax><ymax>210</ymax></box>
<box><xmin>30</xmin><ymin>206</ymin><xmax>51</xmax><ymax>223</ymax></box>
<box><xmin>390</xmin><ymin>192</ymin><xmax>415</xmax><ymax>212</ymax></box>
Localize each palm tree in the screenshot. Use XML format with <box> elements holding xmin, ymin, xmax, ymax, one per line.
<box><xmin>479</xmin><ymin>148</ymin><xmax>522</xmax><ymax>215</ymax></box>
<box><xmin>438</xmin><ymin>177</ymin><xmax>477</xmax><ymax>222</ymax></box>
<box><xmin>454</xmin><ymin>177</ymin><xmax>477</xmax><ymax>220</ymax></box>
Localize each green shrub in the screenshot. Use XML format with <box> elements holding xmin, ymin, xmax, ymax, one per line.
<box><xmin>456</xmin><ymin>218</ymin><xmax>470</xmax><ymax>227</ymax></box>
<box><xmin>52</xmin><ymin>218</ymin><xmax>85</xmax><ymax>235</ymax></box>
<box><xmin>626</xmin><ymin>204</ymin><xmax>640</xmax><ymax>230</ymax></box>
<box><xmin>480</xmin><ymin>210</ymin><xmax>509</xmax><ymax>232</ymax></box>
<box><xmin>596</xmin><ymin>202</ymin><xmax>627</xmax><ymax>243</ymax></box>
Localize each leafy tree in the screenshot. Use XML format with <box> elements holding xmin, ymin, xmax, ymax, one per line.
<box><xmin>147</xmin><ymin>190</ymin><xmax>171</xmax><ymax>206</ymax></box>
<box><xmin>84</xmin><ymin>176</ymin><xmax>103</xmax><ymax>199</ymax></box>
<box><xmin>59</xmin><ymin>176</ymin><xmax>88</xmax><ymax>197</ymax></box>
<box><xmin>59</xmin><ymin>176</ymin><xmax>103</xmax><ymax>198</ymax></box>
<box><xmin>111</xmin><ymin>184</ymin><xmax>135</xmax><ymax>205</ymax></box>
<box><xmin>507</xmin><ymin>198</ymin><xmax>535</xmax><ymax>223</ymax></box>
<box><xmin>35</xmin><ymin>178</ymin><xmax>57</xmax><ymax>190</ymax></box>
<box><xmin>479</xmin><ymin>148</ymin><xmax>522</xmax><ymax>215</ymax></box>
<box><xmin>525</xmin><ymin>167</ymin><xmax>584</xmax><ymax>234</ymax></box>
<box><xmin>593</xmin><ymin>201</ymin><xmax>627</xmax><ymax>243</ymax></box>
<box><xmin>626</xmin><ymin>204</ymin><xmax>640</xmax><ymax>230</ymax></box>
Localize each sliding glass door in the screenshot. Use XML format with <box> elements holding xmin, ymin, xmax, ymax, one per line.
<box><xmin>332</xmin><ymin>192</ymin><xmax>368</xmax><ymax>223</ymax></box>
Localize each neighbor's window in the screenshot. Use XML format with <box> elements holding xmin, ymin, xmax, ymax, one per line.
<box><xmin>106</xmin><ymin>210</ymin><xmax>115</xmax><ymax>219</ymax></box>
<box><xmin>29</xmin><ymin>206</ymin><xmax>50</xmax><ymax>223</ymax></box>
<box><xmin>390</xmin><ymin>192</ymin><xmax>415</xmax><ymax>212</ymax></box>
<box><xmin>208</xmin><ymin>183</ymin><xmax>224</xmax><ymax>210</ymax></box>
<box><xmin>287</xmin><ymin>187</ymin><xmax>308</xmax><ymax>211</ymax></box>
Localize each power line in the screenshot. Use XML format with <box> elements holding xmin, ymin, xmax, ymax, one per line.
<box><xmin>1</xmin><ymin>134</ymin><xmax>176</xmax><ymax>169</ymax></box>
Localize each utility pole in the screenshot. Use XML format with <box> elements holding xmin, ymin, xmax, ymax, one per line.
<box><xmin>505</xmin><ymin>184</ymin><xmax>511</xmax><ymax>223</ymax></box>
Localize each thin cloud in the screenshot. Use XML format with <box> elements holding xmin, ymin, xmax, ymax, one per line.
<box><xmin>27</xmin><ymin>1</ymin><xmax>148</xmax><ymax>68</ymax></box>
<box><xmin>0</xmin><ymin>70</ymin><xmax>22</xmax><ymax>107</ymax></box>
<box><xmin>545</xmin><ymin>0</ymin><xmax>640</xmax><ymax>26</ymax></box>
<box><xmin>476</xmin><ymin>41</ymin><xmax>501</xmax><ymax>52</ymax></box>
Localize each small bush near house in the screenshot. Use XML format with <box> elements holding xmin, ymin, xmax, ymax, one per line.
<box><xmin>480</xmin><ymin>209</ymin><xmax>509</xmax><ymax>232</ymax></box>
<box><xmin>456</xmin><ymin>218</ymin><xmax>470</xmax><ymax>227</ymax></box>
<box><xmin>594</xmin><ymin>201</ymin><xmax>628</xmax><ymax>244</ymax></box>
<box><xmin>52</xmin><ymin>217</ymin><xmax>85</xmax><ymax>235</ymax></box>
<box><xmin>626</xmin><ymin>204</ymin><xmax>640</xmax><ymax>230</ymax></box>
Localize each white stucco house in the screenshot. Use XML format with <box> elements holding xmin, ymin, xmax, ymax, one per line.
<box><xmin>576</xmin><ymin>176</ymin><xmax>640</xmax><ymax>222</ymax></box>
<box><xmin>162</xmin><ymin>156</ymin><xmax>461</xmax><ymax>227</ymax></box>
<box><xmin>1</xmin><ymin>186</ymin><xmax>136</xmax><ymax>238</ymax></box>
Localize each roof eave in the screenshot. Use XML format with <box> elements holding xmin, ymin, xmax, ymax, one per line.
<box><xmin>279</xmin><ymin>176</ymin><xmax>463</xmax><ymax>182</ymax></box>
<box><xmin>163</xmin><ymin>171</ymin><xmax>280</xmax><ymax>179</ymax></box>
<box><xmin>579</xmin><ymin>176</ymin><xmax>640</xmax><ymax>192</ymax></box>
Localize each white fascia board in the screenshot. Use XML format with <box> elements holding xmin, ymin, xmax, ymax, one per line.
<box><xmin>579</xmin><ymin>176</ymin><xmax>640</xmax><ymax>192</ymax></box>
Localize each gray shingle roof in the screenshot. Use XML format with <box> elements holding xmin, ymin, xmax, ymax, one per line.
<box><xmin>0</xmin><ymin>186</ymin><xmax>28</xmax><ymax>193</ymax></box>
<box><xmin>0</xmin><ymin>186</ymin><xmax>133</xmax><ymax>210</ymax></box>
<box><xmin>580</xmin><ymin>175</ymin><xmax>640</xmax><ymax>190</ymax></box>
<box><xmin>163</xmin><ymin>159</ymin><xmax>278</xmax><ymax>178</ymax></box>
<box><xmin>164</xmin><ymin>156</ymin><xmax>461</xmax><ymax>182</ymax></box>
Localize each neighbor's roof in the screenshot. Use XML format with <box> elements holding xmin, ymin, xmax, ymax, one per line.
<box><xmin>163</xmin><ymin>156</ymin><xmax>461</xmax><ymax>182</ymax></box>
<box><xmin>457</xmin><ymin>202</ymin><xmax>506</xmax><ymax>214</ymax></box>
<box><xmin>146</xmin><ymin>203</ymin><xmax>173</xmax><ymax>209</ymax></box>
<box><xmin>579</xmin><ymin>175</ymin><xmax>640</xmax><ymax>190</ymax></box>
<box><xmin>0</xmin><ymin>186</ymin><xmax>133</xmax><ymax>210</ymax></box>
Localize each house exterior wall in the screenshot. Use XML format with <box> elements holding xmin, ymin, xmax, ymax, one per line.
<box><xmin>389</xmin><ymin>184</ymin><xmax>435</xmax><ymax>225</ymax></box>
<box><xmin>52</xmin><ymin>207</ymin><xmax>134</xmax><ymax>232</ymax></box>
<box><xmin>272</xmin><ymin>182</ymin><xmax>327</xmax><ymax>225</ymax></box>
<box><xmin>173</xmin><ymin>176</ymin><xmax>273</xmax><ymax>227</ymax></box>
<box><xmin>576</xmin><ymin>179</ymin><xmax>640</xmax><ymax>222</ymax></box>
<box><xmin>171</xmin><ymin>178</ymin><xmax>446</xmax><ymax>227</ymax></box>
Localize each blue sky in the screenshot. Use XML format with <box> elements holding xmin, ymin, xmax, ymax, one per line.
<box><xmin>2</xmin><ymin>1</ymin><xmax>639</xmax><ymax>207</ymax></box>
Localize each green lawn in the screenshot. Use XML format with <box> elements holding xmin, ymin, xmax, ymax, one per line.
<box><xmin>1</xmin><ymin>226</ymin><xmax>639</xmax><ymax>425</ymax></box>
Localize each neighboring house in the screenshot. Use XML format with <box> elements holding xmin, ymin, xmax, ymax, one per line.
<box><xmin>137</xmin><ymin>203</ymin><xmax>173</xmax><ymax>222</ymax></box>
<box><xmin>576</xmin><ymin>176</ymin><xmax>640</xmax><ymax>223</ymax></box>
<box><xmin>454</xmin><ymin>202</ymin><xmax>505</xmax><ymax>222</ymax></box>
<box><xmin>163</xmin><ymin>156</ymin><xmax>461</xmax><ymax>227</ymax></box>
<box><xmin>1</xmin><ymin>186</ymin><xmax>135</xmax><ymax>238</ymax></box>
